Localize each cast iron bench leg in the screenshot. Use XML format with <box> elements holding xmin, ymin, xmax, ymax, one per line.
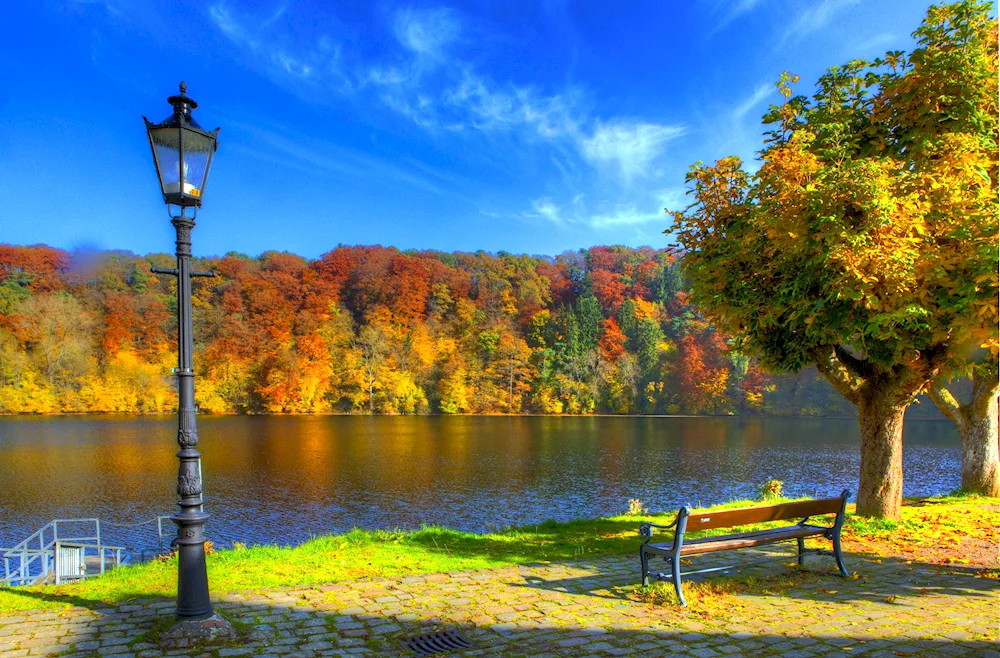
<box><xmin>797</xmin><ymin>537</ymin><xmax>805</xmax><ymax>566</ymax></box>
<box><xmin>640</xmin><ymin>548</ymin><xmax>650</xmax><ymax>587</ymax></box>
<box><xmin>833</xmin><ymin>535</ymin><xmax>848</xmax><ymax>577</ymax></box>
<box><xmin>670</xmin><ymin>556</ymin><xmax>685</xmax><ymax>606</ymax></box>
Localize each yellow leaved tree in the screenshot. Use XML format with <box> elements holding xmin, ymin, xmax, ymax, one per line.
<box><xmin>670</xmin><ymin>1</ymin><xmax>998</xmax><ymax>518</ymax></box>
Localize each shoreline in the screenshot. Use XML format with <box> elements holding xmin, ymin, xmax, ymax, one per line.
<box><xmin>3</xmin><ymin>411</ymin><xmax>953</xmax><ymax>421</ymax></box>
<box><xmin>1</xmin><ymin>492</ymin><xmax>995</xmax><ymax>615</ymax></box>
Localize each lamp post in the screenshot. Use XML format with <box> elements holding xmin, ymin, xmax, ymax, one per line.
<box><xmin>144</xmin><ymin>82</ymin><xmax>220</xmax><ymax>621</ymax></box>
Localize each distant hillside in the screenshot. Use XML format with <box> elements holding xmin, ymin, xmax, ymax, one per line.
<box><xmin>0</xmin><ymin>244</ymin><xmax>959</xmax><ymax>418</ymax></box>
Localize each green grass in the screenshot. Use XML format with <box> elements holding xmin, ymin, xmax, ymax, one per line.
<box><xmin>1</xmin><ymin>493</ymin><xmax>995</xmax><ymax>615</ymax></box>
<box><xmin>0</xmin><ymin>513</ymin><xmax>677</xmax><ymax>614</ymax></box>
<box><xmin>846</xmin><ymin>490</ymin><xmax>998</xmax><ymax>538</ymax></box>
<box><xmin>844</xmin><ymin>515</ymin><xmax>900</xmax><ymax>535</ymax></box>
<box><xmin>842</xmin><ymin>491</ymin><xmax>999</xmax><ymax>560</ymax></box>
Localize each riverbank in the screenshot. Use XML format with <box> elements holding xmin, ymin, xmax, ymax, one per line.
<box><xmin>1</xmin><ymin>415</ymin><xmax>965</xmax><ymax>551</ymax></box>
<box><xmin>1</xmin><ymin>494</ymin><xmax>997</xmax><ymax>657</ymax></box>
<box><xmin>2</xmin><ymin>410</ymin><xmax>950</xmax><ymax>419</ymax></box>
<box><xmin>2</xmin><ymin>493</ymin><xmax>995</xmax><ymax>616</ymax></box>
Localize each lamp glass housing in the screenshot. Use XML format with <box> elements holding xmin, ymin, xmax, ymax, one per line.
<box><xmin>144</xmin><ymin>85</ymin><xmax>219</xmax><ymax>210</ymax></box>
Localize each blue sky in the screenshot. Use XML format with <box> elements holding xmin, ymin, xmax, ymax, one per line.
<box><xmin>2</xmin><ymin>0</ymin><xmax>931</xmax><ymax>259</ymax></box>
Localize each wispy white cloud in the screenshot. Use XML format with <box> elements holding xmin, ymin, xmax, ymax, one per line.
<box><xmin>580</xmin><ymin>121</ymin><xmax>685</xmax><ymax>183</ymax></box>
<box><xmin>209</xmin><ymin>3</ymin><xmax>352</xmax><ymax>92</ymax></box>
<box><xmin>210</xmin><ymin>4</ymin><xmax>259</xmax><ymax>50</ymax></box>
<box><xmin>851</xmin><ymin>32</ymin><xmax>897</xmax><ymax>55</ymax></box>
<box><xmin>588</xmin><ymin>187</ymin><xmax>686</xmax><ymax>229</ymax></box>
<box><xmin>443</xmin><ymin>70</ymin><xmax>581</xmax><ymax>139</ymax></box>
<box><xmin>394</xmin><ymin>7</ymin><xmax>459</xmax><ymax>59</ymax></box>
<box><xmin>366</xmin><ymin>66</ymin><xmax>409</xmax><ymax>87</ymax></box>
<box><xmin>655</xmin><ymin>188</ymin><xmax>688</xmax><ymax>214</ymax></box>
<box><xmin>363</xmin><ymin>7</ymin><xmax>460</xmax><ymax>101</ymax></box>
<box><xmin>524</xmin><ymin>187</ymin><xmax>685</xmax><ymax>230</ymax></box>
<box><xmin>275</xmin><ymin>52</ymin><xmax>313</xmax><ymax>79</ymax></box>
<box><xmin>530</xmin><ymin>198</ymin><xmax>564</xmax><ymax>224</ymax></box>
<box><xmin>209</xmin><ymin>3</ymin><xmax>687</xmax><ymax>246</ymax></box>
<box><xmin>690</xmin><ymin>80</ymin><xmax>776</xmax><ymax>173</ymax></box>
<box><xmin>588</xmin><ymin>206</ymin><xmax>662</xmax><ymax>229</ymax></box>
<box><xmin>712</xmin><ymin>0</ymin><xmax>763</xmax><ymax>33</ymax></box>
<box><xmin>782</xmin><ymin>0</ymin><xmax>861</xmax><ymax>44</ymax></box>
<box><xmin>228</xmin><ymin>122</ymin><xmax>446</xmax><ymax>196</ymax></box>
<box><xmin>732</xmin><ymin>83</ymin><xmax>773</xmax><ymax>121</ymax></box>
<box><xmin>262</xmin><ymin>5</ymin><xmax>287</xmax><ymax>28</ymax></box>
<box><xmin>368</xmin><ymin>5</ymin><xmax>686</xmax><ymax>190</ymax></box>
<box><xmin>374</xmin><ymin>89</ymin><xmax>441</xmax><ymax>130</ymax></box>
<box><xmin>66</xmin><ymin>0</ymin><xmax>126</xmax><ymax>17</ymax></box>
<box><xmin>209</xmin><ymin>3</ymin><xmax>681</xmax><ymax>171</ymax></box>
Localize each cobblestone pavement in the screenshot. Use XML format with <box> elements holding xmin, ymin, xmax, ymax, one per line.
<box><xmin>1</xmin><ymin>549</ymin><xmax>997</xmax><ymax>657</ymax></box>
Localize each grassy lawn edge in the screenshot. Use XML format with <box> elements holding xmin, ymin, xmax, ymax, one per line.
<box><xmin>1</xmin><ymin>492</ymin><xmax>996</xmax><ymax>615</ymax></box>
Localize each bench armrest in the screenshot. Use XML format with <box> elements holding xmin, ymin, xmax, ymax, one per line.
<box><xmin>639</xmin><ymin>519</ymin><xmax>677</xmax><ymax>542</ymax></box>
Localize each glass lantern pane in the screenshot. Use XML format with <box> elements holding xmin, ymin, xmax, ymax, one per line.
<box><xmin>180</xmin><ymin>128</ymin><xmax>216</xmax><ymax>200</ymax></box>
<box><xmin>149</xmin><ymin>127</ymin><xmax>182</xmax><ymax>195</ymax></box>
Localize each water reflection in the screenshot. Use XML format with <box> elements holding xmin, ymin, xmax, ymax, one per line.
<box><xmin>0</xmin><ymin>415</ymin><xmax>960</xmax><ymax>551</ymax></box>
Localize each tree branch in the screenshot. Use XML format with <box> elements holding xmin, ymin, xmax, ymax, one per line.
<box><xmin>833</xmin><ymin>344</ymin><xmax>874</xmax><ymax>379</ymax></box>
<box><xmin>812</xmin><ymin>345</ymin><xmax>863</xmax><ymax>405</ymax></box>
<box><xmin>970</xmin><ymin>361</ymin><xmax>1000</xmax><ymax>416</ymax></box>
<box><xmin>878</xmin><ymin>342</ymin><xmax>945</xmax><ymax>397</ymax></box>
<box><xmin>925</xmin><ymin>381</ymin><xmax>967</xmax><ymax>434</ymax></box>
<box><xmin>923</xmin><ymin>351</ymin><xmax>991</xmax><ymax>432</ymax></box>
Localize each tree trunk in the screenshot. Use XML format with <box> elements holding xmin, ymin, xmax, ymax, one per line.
<box><xmin>962</xmin><ymin>390</ymin><xmax>1000</xmax><ymax>496</ymax></box>
<box><xmin>926</xmin><ymin>366</ymin><xmax>1000</xmax><ymax>497</ymax></box>
<box><xmin>856</xmin><ymin>395</ymin><xmax>907</xmax><ymax>520</ymax></box>
<box><xmin>508</xmin><ymin>368</ymin><xmax>514</xmax><ymax>411</ymax></box>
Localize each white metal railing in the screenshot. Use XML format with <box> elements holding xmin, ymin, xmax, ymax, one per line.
<box><xmin>135</xmin><ymin>515</ymin><xmax>176</xmax><ymax>562</ymax></box>
<box><xmin>1</xmin><ymin>519</ymin><xmax>129</xmax><ymax>586</ymax></box>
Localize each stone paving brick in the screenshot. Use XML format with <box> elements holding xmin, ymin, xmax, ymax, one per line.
<box><xmin>690</xmin><ymin>647</ymin><xmax>719</xmax><ymax>658</ymax></box>
<box><xmin>1</xmin><ymin>553</ymin><xmax>997</xmax><ymax>657</ymax></box>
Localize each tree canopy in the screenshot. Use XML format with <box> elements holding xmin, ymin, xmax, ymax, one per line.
<box><xmin>670</xmin><ymin>0</ymin><xmax>998</xmax><ymax>519</ymax></box>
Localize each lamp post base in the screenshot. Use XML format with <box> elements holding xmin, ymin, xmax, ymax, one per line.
<box><xmin>158</xmin><ymin>612</ymin><xmax>235</xmax><ymax>649</ymax></box>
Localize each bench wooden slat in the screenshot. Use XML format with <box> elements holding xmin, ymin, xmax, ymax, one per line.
<box><xmin>680</xmin><ymin>524</ymin><xmax>826</xmax><ymax>555</ymax></box>
<box><xmin>685</xmin><ymin>497</ymin><xmax>842</xmax><ymax>531</ymax></box>
<box><xmin>645</xmin><ymin>523</ymin><xmax>830</xmax><ymax>556</ymax></box>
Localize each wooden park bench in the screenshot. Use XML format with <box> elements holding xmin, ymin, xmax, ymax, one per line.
<box><xmin>639</xmin><ymin>490</ymin><xmax>850</xmax><ymax>605</ymax></box>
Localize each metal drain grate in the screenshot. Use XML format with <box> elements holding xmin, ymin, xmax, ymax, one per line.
<box><xmin>406</xmin><ymin>629</ymin><xmax>477</xmax><ymax>655</ymax></box>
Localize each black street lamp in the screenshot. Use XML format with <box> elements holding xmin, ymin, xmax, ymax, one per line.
<box><xmin>144</xmin><ymin>82</ymin><xmax>220</xmax><ymax>621</ymax></box>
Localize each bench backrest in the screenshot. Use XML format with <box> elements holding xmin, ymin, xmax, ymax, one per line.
<box><xmin>685</xmin><ymin>495</ymin><xmax>845</xmax><ymax>531</ymax></box>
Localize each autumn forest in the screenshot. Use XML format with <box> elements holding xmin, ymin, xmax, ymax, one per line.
<box><xmin>0</xmin><ymin>243</ymin><xmax>946</xmax><ymax>417</ymax></box>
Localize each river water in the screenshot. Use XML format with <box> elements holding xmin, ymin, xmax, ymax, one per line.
<box><xmin>0</xmin><ymin>415</ymin><xmax>960</xmax><ymax>551</ymax></box>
